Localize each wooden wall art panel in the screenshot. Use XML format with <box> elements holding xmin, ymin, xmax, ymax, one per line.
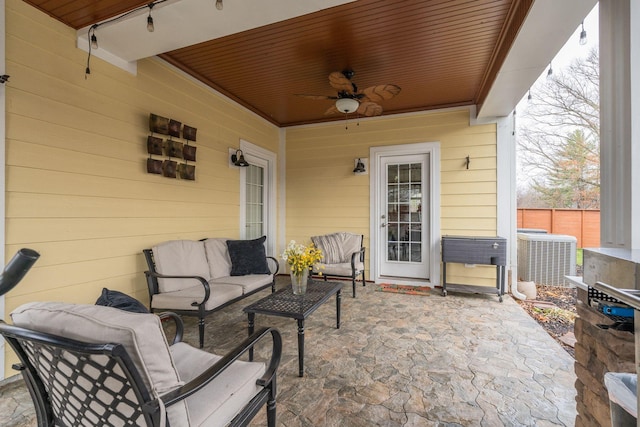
<box><xmin>146</xmin><ymin>113</ymin><xmax>197</xmax><ymax>180</ymax></box>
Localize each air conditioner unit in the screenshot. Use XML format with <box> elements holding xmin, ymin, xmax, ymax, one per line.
<box><xmin>517</xmin><ymin>233</ymin><xmax>577</xmax><ymax>286</ymax></box>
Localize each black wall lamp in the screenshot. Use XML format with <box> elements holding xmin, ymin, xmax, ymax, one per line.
<box><xmin>353</xmin><ymin>158</ymin><xmax>368</xmax><ymax>174</ymax></box>
<box><xmin>231</xmin><ymin>149</ymin><xmax>250</xmax><ymax>167</ymax></box>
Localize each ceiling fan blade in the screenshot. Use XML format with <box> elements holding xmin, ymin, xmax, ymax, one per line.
<box><xmin>295</xmin><ymin>94</ymin><xmax>337</xmax><ymax>100</ymax></box>
<box><xmin>358</xmin><ymin>101</ymin><xmax>383</xmax><ymax>117</ymax></box>
<box><xmin>324</xmin><ymin>104</ymin><xmax>340</xmax><ymax>116</ymax></box>
<box><xmin>329</xmin><ymin>71</ymin><xmax>355</xmax><ymax>93</ymax></box>
<box><xmin>361</xmin><ymin>84</ymin><xmax>401</xmax><ymax>103</ymax></box>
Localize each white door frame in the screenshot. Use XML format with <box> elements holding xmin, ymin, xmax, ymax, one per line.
<box><xmin>370</xmin><ymin>142</ymin><xmax>441</xmax><ymax>286</ymax></box>
<box><xmin>239</xmin><ymin>139</ymin><xmax>277</xmax><ymax>256</ymax></box>
<box><xmin>1</xmin><ymin>0</ymin><xmax>7</xmax><ymax>379</ymax></box>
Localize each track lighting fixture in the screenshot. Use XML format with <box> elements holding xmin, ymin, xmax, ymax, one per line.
<box><xmin>579</xmin><ymin>21</ymin><xmax>587</xmax><ymax>45</ymax></box>
<box><xmin>216</xmin><ymin>0</ymin><xmax>224</xmax><ymax>11</ymax></box>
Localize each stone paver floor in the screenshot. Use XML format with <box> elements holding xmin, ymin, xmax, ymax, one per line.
<box><xmin>0</xmin><ymin>277</ymin><xmax>576</xmax><ymax>426</ymax></box>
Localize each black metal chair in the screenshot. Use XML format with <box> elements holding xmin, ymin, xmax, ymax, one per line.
<box><xmin>311</xmin><ymin>232</ymin><xmax>366</xmax><ymax>297</ymax></box>
<box><xmin>1</xmin><ymin>307</ymin><xmax>282</xmax><ymax>427</ymax></box>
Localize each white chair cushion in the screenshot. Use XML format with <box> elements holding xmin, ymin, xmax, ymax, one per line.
<box><xmin>152</xmin><ymin>240</ymin><xmax>211</xmax><ymax>293</ymax></box>
<box><xmin>10</xmin><ymin>302</ymin><xmax>190</xmax><ymax>426</ymax></box>
<box><xmin>317</xmin><ymin>261</ymin><xmax>364</xmax><ymax>277</ymax></box>
<box><xmin>170</xmin><ymin>342</ymin><xmax>265</xmax><ymax>427</ymax></box>
<box><xmin>312</xmin><ymin>232</ymin><xmax>362</xmax><ymax>264</ymax></box>
<box><xmin>340</xmin><ymin>232</ymin><xmax>363</xmax><ymax>262</ymax></box>
<box><xmin>151</xmin><ymin>284</ymin><xmax>243</xmax><ymax>311</ymax></box>
<box><xmin>210</xmin><ymin>274</ymin><xmax>273</xmax><ymax>294</ymax></box>
<box><xmin>203</xmin><ymin>238</ymin><xmax>233</xmax><ymax>279</ymax></box>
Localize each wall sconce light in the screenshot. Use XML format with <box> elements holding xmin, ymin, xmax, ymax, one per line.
<box><xmin>216</xmin><ymin>0</ymin><xmax>224</xmax><ymax>10</ymax></box>
<box><xmin>353</xmin><ymin>158</ymin><xmax>368</xmax><ymax>174</ymax></box>
<box><xmin>231</xmin><ymin>149</ymin><xmax>250</xmax><ymax>167</ymax></box>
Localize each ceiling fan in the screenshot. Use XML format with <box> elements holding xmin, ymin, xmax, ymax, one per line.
<box><xmin>297</xmin><ymin>70</ymin><xmax>401</xmax><ymax>117</ymax></box>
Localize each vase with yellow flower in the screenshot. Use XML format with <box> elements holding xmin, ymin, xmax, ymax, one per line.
<box><xmin>282</xmin><ymin>240</ymin><xmax>323</xmax><ymax>295</ymax></box>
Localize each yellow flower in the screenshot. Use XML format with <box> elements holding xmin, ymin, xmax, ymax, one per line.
<box><xmin>282</xmin><ymin>240</ymin><xmax>323</xmax><ymax>277</ymax></box>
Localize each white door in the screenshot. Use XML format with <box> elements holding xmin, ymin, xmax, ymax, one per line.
<box><xmin>239</xmin><ymin>141</ymin><xmax>276</xmax><ymax>256</ymax></box>
<box><xmin>379</xmin><ymin>154</ymin><xmax>430</xmax><ymax>279</ymax></box>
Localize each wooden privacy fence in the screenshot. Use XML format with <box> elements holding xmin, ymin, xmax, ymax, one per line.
<box><xmin>517</xmin><ymin>208</ymin><xmax>600</xmax><ymax>248</ymax></box>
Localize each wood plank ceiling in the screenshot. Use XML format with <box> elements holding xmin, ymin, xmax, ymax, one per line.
<box><xmin>23</xmin><ymin>0</ymin><xmax>532</xmax><ymax>127</ymax></box>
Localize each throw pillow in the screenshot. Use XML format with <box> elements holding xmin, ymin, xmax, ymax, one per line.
<box><xmin>311</xmin><ymin>233</ymin><xmax>345</xmax><ymax>264</ymax></box>
<box><xmin>226</xmin><ymin>236</ymin><xmax>270</xmax><ymax>276</ymax></box>
<box><xmin>96</xmin><ymin>288</ymin><xmax>149</xmax><ymax>314</ymax></box>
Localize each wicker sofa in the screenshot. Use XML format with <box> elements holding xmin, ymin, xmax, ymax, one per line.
<box><xmin>143</xmin><ymin>236</ymin><xmax>279</xmax><ymax>348</ymax></box>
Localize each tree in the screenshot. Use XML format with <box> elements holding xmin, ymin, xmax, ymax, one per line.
<box><xmin>518</xmin><ymin>48</ymin><xmax>600</xmax><ymax>208</ymax></box>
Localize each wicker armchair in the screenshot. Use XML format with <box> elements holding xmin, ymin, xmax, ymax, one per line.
<box><xmin>1</xmin><ymin>303</ymin><xmax>281</xmax><ymax>427</ymax></box>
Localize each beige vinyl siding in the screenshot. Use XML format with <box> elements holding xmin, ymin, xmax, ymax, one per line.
<box><xmin>4</xmin><ymin>0</ymin><xmax>280</xmax><ymax>372</ymax></box>
<box><xmin>285</xmin><ymin>109</ymin><xmax>499</xmax><ymax>286</ymax></box>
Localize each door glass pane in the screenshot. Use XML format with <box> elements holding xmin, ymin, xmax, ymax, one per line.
<box><xmin>387</xmin><ymin>162</ymin><xmax>422</xmax><ymax>263</ymax></box>
<box><xmin>245</xmin><ymin>165</ymin><xmax>264</xmax><ymax>239</ymax></box>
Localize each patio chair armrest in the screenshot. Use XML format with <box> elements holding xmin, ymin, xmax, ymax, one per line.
<box><xmin>143</xmin><ymin>271</ymin><xmax>211</xmax><ymax>306</ymax></box>
<box><xmin>266</xmin><ymin>256</ymin><xmax>280</xmax><ymax>276</ymax></box>
<box><xmin>157</xmin><ymin>312</ymin><xmax>184</xmax><ymax>345</ymax></box>
<box><xmin>350</xmin><ymin>246</ymin><xmax>366</xmax><ymax>268</ymax></box>
<box><xmin>160</xmin><ymin>327</ymin><xmax>282</xmax><ymax>406</ymax></box>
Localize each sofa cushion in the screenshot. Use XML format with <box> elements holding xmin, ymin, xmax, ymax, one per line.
<box><xmin>203</xmin><ymin>238</ymin><xmax>233</xmax><ymax>279</ymax></box>
<box><xmin>152</xmin><ymin>240</ymin><xmax>211</xmax><ymax>293</ymax></box>
<box><xmin>226</xmin><ymin>236</ymin><xmax>270</xmax><ymax>276</ymax></box>
<box><xmin>170</xmin><ymin>342</ymin><xmax>265</xmax><ymax>427</ymax></box>
<box><xmin>11</xmin><ymin>302</ymin><xmax>184</xmax><ymax>394</ymax></box>
<box><xmin>312</xmin><ymin>232</ymin><xmax>362</xmax><ymax>264</ymax></box>
<box><xmin>340</xmin><ymin>232</ymin><xmax>364</xmax><ymax>262</ymax></box>
<box><xmin>151</xmin><ymin>284</ymin><xmax>243</xmax><ymax>311</ymax></box>
<box><xmin>211</xmin><ymin>274</ymin><xmax>273</xmax><ymax>294</ymax></box>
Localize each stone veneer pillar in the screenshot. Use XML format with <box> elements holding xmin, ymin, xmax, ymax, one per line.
<box><xmin>575</xmin><ymin>249</ymin><xmax>640</xmax><ymax>426</ymax></box>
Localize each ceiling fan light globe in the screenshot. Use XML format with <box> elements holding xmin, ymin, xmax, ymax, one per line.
<box><xmin>336</xmin><ymin>98</ymin><xmax>359</xmax><ymax>114</ymax></box>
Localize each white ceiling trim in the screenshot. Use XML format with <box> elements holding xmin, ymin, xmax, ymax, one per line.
<box><xmin>77</xmin><ymin>0</ymin><xmax>354</xmax><ymax>72</ymax></box>
<box><xmin>478</xmin><ymin>0</ymin><xmax>598</xmax><ymax>119</ymax></box>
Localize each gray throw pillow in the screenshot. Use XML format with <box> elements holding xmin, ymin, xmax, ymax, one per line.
<box><xmin>226</xmin><ymin>236</ymin><xmax>270</xmax><ymax>276</ymax></box>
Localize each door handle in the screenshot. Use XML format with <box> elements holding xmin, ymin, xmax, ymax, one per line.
<box><xmin>381</xmin><ymin>222</ymin><xmax>386</xmax><ymax>227</ymax></box>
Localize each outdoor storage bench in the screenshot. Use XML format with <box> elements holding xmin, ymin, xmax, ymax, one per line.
<box><xmin>143</xmin><ymin>236</ymin><xmax>279</xmax><ymax>347</ymax></box>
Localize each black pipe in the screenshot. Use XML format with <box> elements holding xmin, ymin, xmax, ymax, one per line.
<box><xmin>0</xmin><ymin>248</ymin><xmax>40</xmax><ymax>296</ymax></box>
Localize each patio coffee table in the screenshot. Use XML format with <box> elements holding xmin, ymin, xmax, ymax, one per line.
<box><xmin>243</xmin><ymin>280</ymin><xmax>343</xmax><ymax>377</ymax></box>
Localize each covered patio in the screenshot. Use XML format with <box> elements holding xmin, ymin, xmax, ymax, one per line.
<box><xmin>4</xmin><ymin>0</ymin><xmax>640</xmax><ymax>425</ymax></box>
<box><xmin>2</xmin><ymin>277</ymin><xmax>576</xmax><ymax>426</ymax></box>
